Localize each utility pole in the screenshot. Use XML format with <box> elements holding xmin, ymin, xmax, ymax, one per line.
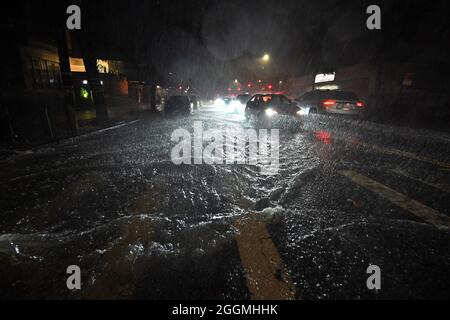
<box><xmin>76</xmin><ymin>30</ymin><xmax>108</xmax><ymax>122</ymax></box>
<box><xmin>75</xmin><ymin>0</ymin><xmax>108</xmax><ymax>123</ymax></box>
<box><xmin>56</xmin><ymin>10</ymin><xmax>78</xmax><ymax>137</ymax></box>
<box><xmin>149</xmin><ymin>65</ymin><xmax>157</xmax><ymax>113</ymax></box>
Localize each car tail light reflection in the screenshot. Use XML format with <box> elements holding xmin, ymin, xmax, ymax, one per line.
<box><xmin>315</xmin><ymin>131</ymin><xmax>332</xmax><ymax>145</ymax></box>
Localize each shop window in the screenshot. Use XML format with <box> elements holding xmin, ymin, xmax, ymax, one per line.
<box><xmin>31</xmin><ymin>57</ymin><xmax>62</xmax><ymax>89</ymax></box>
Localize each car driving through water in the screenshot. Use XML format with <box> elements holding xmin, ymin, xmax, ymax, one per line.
<box><xmin>165</xmin><ymin>95</ymin><xmax>193</xmax><ymax>116</ymax></box>
<box><xmin>245</xmin><ymin>94</ymin><xmax>301</xmax><ymax>123</ymax></box>
<box><xmin>295</xmin><ymin>90</ymin><xmax>365</xmax><ymax>117</ymax></box>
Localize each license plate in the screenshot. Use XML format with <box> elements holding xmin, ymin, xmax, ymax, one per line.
<box><xmin>343</xmin><ymin>103</ymin><xmax>352</xmax><ymax>111</ymax></box>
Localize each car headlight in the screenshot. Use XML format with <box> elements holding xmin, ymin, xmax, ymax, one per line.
<box><xmin>231</xmin><ymin>101</ymin><xmax>245</xmax><ymax>108</ymax></box>
<box><xmin>214</xmin><ymin>98</ymin><xmax>225</xmax><ymax>108</ymax></box>
<box><xmin>265</xmin><ymin>108</ymin><xmax>278</xmax><ymax>117</ymax></box>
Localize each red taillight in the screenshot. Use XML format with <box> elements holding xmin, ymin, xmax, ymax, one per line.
<box><xmin>322</xmin><ymin>99</ymin><xmax>336</xmax><ymax>107</ymax></box>
<box><xmin>356</xmin><ymin>102</ymin><xmax>364</xmax><ymax>108</ymax></box>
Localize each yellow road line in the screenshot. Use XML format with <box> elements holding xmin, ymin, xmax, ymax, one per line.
<box><xmin>355</xmin><ymin>142</ymin><xmax>450</xmax><ymax>169</ymax></box>
<box><xmin>339</xmin><ymin>170</ymin><xmax>450</xmax><ymax>227</ymax></box>
<box><xmin>233</xmin><ymin>215</ymin><xmax>297</xmax><ymax>300</ymax></box>
<box><xmin>392</xmin><ymin>169</ymin><xmax>450</xmax><ymax>194</ymax></box>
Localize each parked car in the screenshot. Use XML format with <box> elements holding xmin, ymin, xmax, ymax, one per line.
<box><xmin>165</xmin><ymin>95</ymin><xmax>193</xmax><ymax>116</ymax></box>
<box><xmin>245</xmin><ymin>94</ymin><xmax>301</xmax><ymax>122</ymax></box>
<box><xmin>295</xmin><ymin>90</ymin><xmax>365</xmax><ymax>116</ymax></box>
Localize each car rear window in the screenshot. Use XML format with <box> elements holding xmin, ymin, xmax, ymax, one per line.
<box><xmin>320</xmin><ymin>91</ymin><xmax>359</xmax><ymax>101</ymax></box>
<box><xmin>299</xmin><ymin>92</ymin><xmax>315</xmax><ymax>101</ymax></box>
<box><xmin>262</xmin><ymin>95</ymin><xmax>273</xmax><ymax>103</ymax></box>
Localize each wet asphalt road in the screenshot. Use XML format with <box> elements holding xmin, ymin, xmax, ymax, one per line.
<box><xmin>1</xmin><ymin>105</ymin><xmax>449</xmax><ymax>300</ymax></box>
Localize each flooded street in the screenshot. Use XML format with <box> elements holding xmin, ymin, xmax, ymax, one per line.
<box><xmin>1</xmin><ymin>106</ymin><xmax>449</xmax><ymax>300</ymax></box>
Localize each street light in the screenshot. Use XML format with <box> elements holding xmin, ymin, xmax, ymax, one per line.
<box><xmin>262</xmin><ymin>54</ymin><xmax>270</xmax><ymax>62</ymax></box>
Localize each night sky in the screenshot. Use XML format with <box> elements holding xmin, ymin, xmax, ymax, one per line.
<box><xmin>3</xmin><ymin>0</ymin><xmax>450</xmax><ymax>91</ymax></box>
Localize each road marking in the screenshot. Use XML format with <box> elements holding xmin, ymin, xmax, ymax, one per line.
<box><xmin>354</xmin><ymin>142</ymin><xmax>450</xmax><ymax>169</ymax></box>
<box><xmin>233</xmin><ymin>215</ymin><xmax>297</xmax><ymax>300</ymax></box>
<box><xmin>339</xmin><ymin>170</ymin><xmax>450</xmax><ymax>227</ymax></box>
<box><xmin>392</xmin><ymin>168</ymin><xmax>450</xmax><ymax>194</ymax></box>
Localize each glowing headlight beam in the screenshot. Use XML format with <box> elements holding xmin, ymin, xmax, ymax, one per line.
<box><xmin>265</xmin><ymin>108</ymin><xmax>278</xmax><ymax>117</ymax></box>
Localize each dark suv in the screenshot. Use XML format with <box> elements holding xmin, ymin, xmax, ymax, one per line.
<box><xmin>165</xmin><ymin>96</ymin><xmax>193</xmax><ymax>116</ymax></box>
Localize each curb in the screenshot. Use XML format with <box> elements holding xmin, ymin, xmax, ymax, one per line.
<box><xmin>59</xmin><ymin>119</ymin><xmax>142</xmax><ymax>145</ymax></box>
<box><xmin>1</xmin><ymin>119</ymin><xmax>144</xmax><ymax>161</ymax></box>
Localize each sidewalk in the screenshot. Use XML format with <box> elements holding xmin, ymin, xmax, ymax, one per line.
<box><xmin>0</xmin><ymin>96</ymin><xmax>160</xmax><ymax>160</ymax></box>
<box><xmin>68</xmin><ymin>94</ymin><xmax>165</xmax><ymax>142</ymax></box>
<box><xmin>76</xmin><ymin>95</ymin><xmax>153</xmax><ymax>135</ymax></box>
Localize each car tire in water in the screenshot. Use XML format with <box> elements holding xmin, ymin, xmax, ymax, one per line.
<box><xmin>245</xmin><ymin>111</ymin><xmax>251</xmax><ymax>122</ymax></box>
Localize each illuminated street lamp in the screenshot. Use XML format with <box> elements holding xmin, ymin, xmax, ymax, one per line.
<box><xmin>262</xmin><ymin>54</ymin><xmax>270</xmax><ymax>62</ymax></box>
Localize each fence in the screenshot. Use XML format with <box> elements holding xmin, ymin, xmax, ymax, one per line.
<box><xmin>1</xmin><ymin>89</ymin><xmax>71</xmax><ymax>144</ymax></box>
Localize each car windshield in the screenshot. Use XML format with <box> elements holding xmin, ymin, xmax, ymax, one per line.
<box><xmin>2</xmin><ymin>0</ymin><xmax>450</xmax><ymax>304</ymax></box>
